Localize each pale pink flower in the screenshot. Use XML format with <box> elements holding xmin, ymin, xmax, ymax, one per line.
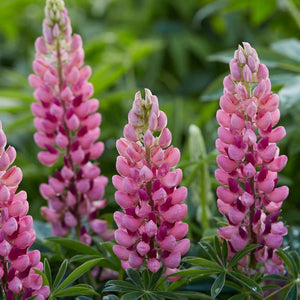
<box><xmin>216</xmin><ymin>42</ymin><xmax>288</xmax><ymax>273</ymax></box>
<box><xmin>29</xmin><ymin>0</ymin><xmax>112</xmax><ymax>242</ymax></box>
<box><xmin>0</xmin><ymin>122</ymin><xmax>49</xmax><ymax>299</ymax></box>
<box><xmin>113</xmin><ymin>89</ymin><xmax>189</xmax><ymax>277</ymax></box>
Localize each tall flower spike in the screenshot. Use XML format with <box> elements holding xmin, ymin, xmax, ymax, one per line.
<box><xmin>0</xmin><ymin>122</ymin><xmax>49</xmax><ymax>299</ymax></box>
<box><xmin>113</xmin><ymin>89</ymin><xmax>190</xmax><ymax>278</ymax></box>
<box><xmin>216</xmin><ymin>42</ymin><xmax>288</xmax><ymax>274</ymax></box>
<box><xmin>29</xmin><ymin>0</ymin><xmax>112</xmax><ymax>243</ymax></box>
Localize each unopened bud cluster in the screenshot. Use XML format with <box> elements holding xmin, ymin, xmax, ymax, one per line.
<box><xmin>113</xmin><ymin>89</ymin><xmax>189</xmax><ymax>278</ymax></box>
<box><xmin>216</xmin><ymin>42</ymin><xmax>288</xmax><ymax>273</ymax></box>
<box><xmin>29</xmin><ymin>0</ymin><xmax>112</xmax><ymax>243</ymax></box>
<box><xmin>0</xmin><ymin>123</ymin><xmax>49</xmax><ymax>299</ymax></box>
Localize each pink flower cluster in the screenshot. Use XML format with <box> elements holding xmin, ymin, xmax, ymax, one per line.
<box><xmin>0</xmin><ymin>122</ymin><xmax>49</xmax><ymax>299</ymax></box>
<box><xmin>28</xmin><ymin>0</ymin><xmax>112</xmax><ymax>243</ymax></box>
<box><xmin>112</xmin><ymin>89</ymin><xmax>190</xmax><ymax>278</ymax></box>
<box><xmin>216</xmin><ymin>42</ymin><xmax>289</xmax><ymax>273</ymax></box>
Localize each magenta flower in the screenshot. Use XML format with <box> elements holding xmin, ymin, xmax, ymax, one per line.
<box><xmin>0</xmin><ymin>122</ymin><xmax>49</xmax><ymax>299</ymax></box>
<box><xmin>29</xmin><ymin>0</ymin><xmax>112</xmax><ymax>243</ymax></box>
<box><xmin>112</xmin><ymin>89</ymin><xmax>189</xmax><ymax>278</ymax></box>
<box><xmin>216</xmin><ymin>42</ymin><xmax>288</xmax><ymax>273</ymax></box>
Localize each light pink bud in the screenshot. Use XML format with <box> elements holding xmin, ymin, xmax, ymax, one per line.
<box><xmin>159</xmin><ymin>128</ymin><xmax>172</xmax><ymax>148</ymax></box>
<box><xmin>257</xmin><ymin>112</ymin><xmax>272</xmax><ymax>130</ymax></box>
<box><xmin>148</xmin><ymin>112</ymin><xmax>158</xmax><ymax>131</ymax></box>
<box><xmin>265</xmin><ymin>201</ymin><xmax>282</xmax><ymax>213</ymax></box>
<box><xmin>231</xmin><ymin>233</ymin><xmax>247</xmax><ymax>251</ymax></box>
<box><xmin>153</xmin><ymin>188</ymin><xmax>167</xmax><ymax>205</ymax></box>
<box><xmin>139</xmin><ymin>165</ymin><xmax>153</xmax><ymax>182</ymax></box>
<box><xmin>218</xmin><ymin>127</ymin><xmax>234</xmax><ymax>144</ymax></box>
<box><xmin>55</xmin><ymin>132</ymin><xmax>69</xmax><ymax>148</ymax></box>
<box><xmin>23</xmin><ymin>273</ymin><xmax>43</xmax><ymax>290</ymax></box>
<box><xmin>231</xmin><ymin>113</ymin><xmax>245</xmax><ymax>132</ymax></box>
<box><xmin>122</xmin><ymin>215</ymin><xmax>141</xmax><ymax>232</ymax></box>
<box><xmin>44</xmin><ymin>70</ymin><xmax>57</xmax><ymax>86</ymax></box>
<box><xmin>135</xmin><ymin>204</ymin><xmax>152</xmax><ymax>218</ymax></box>
<box><xmin>8</xmin><ymin>276</ymin><xmax>22</xmax><ymax>294</ymax></box>
<box><xmin>0</xmin><ymin>240</ymin><xmax>11</xmax><ymax>256</ymax></box>
<box><xmin>8</xmin><ymin>199</ymin><xmax>27</xmax><ymax>217</ymax></box>
<box><xmin>157</xmin><ymin>111</ymin><xmax>167</xmax><ymax>131</ymax></box>
<box><xmin>243</xmin><ymin>65</ymin><xmax>252</xmax><ymax>82</ymax></box>
<box><xmin>259</xmin><ymin>178</ymin><xmax>275</xmax><ymax>193</ymax></box>
<box><xmin>3</xmin><ymin>217</ymin><xmax>18</xmax><ymax>236</ymax></box>
<box><xmin>268</xmin><ymin>186</ymin><xmax>289</xmax><ymax>203</ymax></box>
<box><xmin>0</xmin><ymin>184</ymin><xmax>10</xmax><ymax>203</ymax></box>
<box><xmin>228</xmin><ymin>207</ymin><xmax>245</xmax><ymax>224</ymax></box>
<box><xmin>216</xmin><ymin>186</ymin><xmax>236</xmax><ymax>204</ymax></box>
<box><xmin>115</xmin><ymin>229</ymin><xmax>136</xmax><ymax>247</ymax></box>
<box><xmin>64</xmin><ymin>211</ymin><xmax>78</xmax><ymax>227</ymax></box>
<box><xmin>163</xmin><ymin>204</ymin><xmax>182</xmax><ymax>223</ymax></box>
<box><xmin>144</xmin><ymin>129</ymin><xmax>154</xmax><ymax>147</ymax></box>
<box><xmin>2</xmin><ymin>166</ymin><xmax>22</xmax><ymax>187</ymax></box>
<box><xmin>257</xmin><ymin>63</ymin><xmax>269</xmax><ymax>81</ymax></box>
<box><xmin>145</xmin><ymin>220</ymin><xmax>157</xmax><ymax>237</ymax></box>
<box><xmin>28</xmin><ymin>74</ymin><xmax>43</xmax><ymax>89</ymax></box>
<box><xmin>41</xmin><ymin>207</ymin><xmax>59</xmax><ymax>222</ymax></box>
<box><xmin>163</xmin><ymin>251</ymin><xmax>181</xmax><ymax>268</ymax></box>
<box><xmin>113</xmin><ymin>245</ymin><xmax>130</xmax><ymax>260</ymax></box>
<box><xmin>260</xmin><ymin>144</ymin><xmax>277</xmax><ymax>162</ymax></box>
<box><xmin>265</xmin><ymin>234</ymin><xmax>282</xmax><ymax>249</ymax></box>
<box><xmin>217</xmin><ymin>199</ymin><xmax>231</xmax><ymax>215</ymax></box>
<box><xmin>123</xmin><ymin>124</ymin><xmax>138</xmax><ymax>142</ymax></box>
<box><xmin>176</xmin><ymin>238</ymin><xmax>190</xmax><ymax>255</ymax></box>
<box><xmin>136</xmin><ymin>241</ymin><xmax>150</xmax><ymax>256</ymax></box>
<box><xmin>271</xmin><ymin>222</ymin><xmax>288</xmax><ymax>235</ymax></box>
<box><xmin>164</xmin><ymin>146</ymin><xmax>180</xmax><ymax>167</ymax></box>
<box><xmin>71</xmin><ymin>34</ymin><xmax>82</xmax><ymax>51</ymax></box>
<box><xmin>243</xmin><ymin>128</ymin><xmax>257</xmax><ymax>145</ymax></box>
<box><xmin>160</xmin><ymin>235</ymin><xmax>176</xmax><ymax>251</ymax></box>
<box><xmin>66</xmin><ymin>114</ymin><xmax>80</xmax><ymax>131</ymax></box>
<box><xmin>228</xmin><ymin>144</ymin><xmax>244</xmax><ymax>161</ymax></box>
<box><xmin>217</xmin><ymin>155</ymin><xmax>237</xmax><ymax>173</ymax></box>
<box><xmin>148</xmin><ymin>259</ymin><xmax>161</xmax><ymax>273</ymax></box>
<box><xmin>236</xmin><ymin>83</ymin><xmax>248</xmax><ymax>100</ymax></box>
<box><xmin>89</xmin><ymin>141</ymin><xmax>104</xmax><ymax>159</ymax></box>
<box><xmin>243</xmin><ymin>163</ymin><xmax>256</xmax><ymax>178</ymax></box>
<box><xmin>267</xmin><ymin>155</ymin><xmax>287</xmax><ymax>172</ymax></box>
<box><xmin>35</xmin><ymin>36</ymin><xmax>47</xmax><ymax>54</ymax></box>
<box><xmin>254</xmin><ymin>80</ymin><xmax>266</xmax><ymax>98</ymax></box>
<box><xmin>14</xmin><ymin>229</ymin><xmax>35</xmax><ymax>249</ymax></box>
<box><xmin>90</xmin><ymin>219</ymin><xmax>107</xmax><ymax>234</ymax></box>
<box><xmin>38</xmin><ymin>151</ymin><xmax>59</xmax><ymax>166</ymax></box>
<box><xmin>161</xmin><ymin>169</ymin><xmax>182</xmax><ymax>188</ymax></box>
<box><xmin>241</xmin><ymin>192</ymin><xmax>254</xmax><ymax>207</ymax></box>
<box><xmin>19</xmin><ymin>216</ymin><xmax>33</xmax><ymax>233</ymax></box>
<box><xmin>223</xmin><ymin>75</ymin><xmax>235</xmax><ymax>92</ymax></box>
<box><xmin>39</xmin><ymin>183</ymin><xmax>55</xmax><ymax>200</ymax></box>
<box><xmin>128</xmin><ymin>251</ymin><xmax>144</xmax><ymax>268</ymax></box>
<box><xmin>220</xmin><ymin>95</ymin><xmax>236</xmax><ymax>114</ymax></box>
<box><xmin>246</xmin><ymin>101</ymin><xmax>257</xmax><ymax>118</ymax></box>
<box><xmin>28</xmin><ymin>250</ymin><xmax>41</xmax><ymax>266</ymax></box>
<box><xmin>60</xmin><ymin>86</ymin><xmax>73</xmax><ymax>102</ymax></box>
<box><xmin>217</xmin><ymin>225</ymin><xmax>236</xmax><ymax>240</ymax></box>
<box><xmin>229</xmin><ymin>59</ymin><xmax>241</xmax><ymax>81</ymax></box>
<box><xmin>12</xmin><ymin>254</ymin><xmax>30</xmax><ymax>272</ymax></box>
<box><xmin>172</xmin><ymin>186</ymin><xmax>187</xmax><ymax>204</ymax></box>
<box><xmin>115</xmin><ymin>191</ymin><xmax>134</xmax><ymax>209</ymax></box>
<box><xmin>169</xmin><ymin>222</ymin><xmax>188</xmax><ymax>239</ymax></box>
<box><xmin>268</xmin><ymin>126</ymin><xmax>286</xmax><ymax>143</ymax></box>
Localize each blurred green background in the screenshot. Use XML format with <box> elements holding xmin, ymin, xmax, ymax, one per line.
<box><xmin>1</xmin><ymin>0</ymin><xmax>300</xmax><ymax>235</ymax></box>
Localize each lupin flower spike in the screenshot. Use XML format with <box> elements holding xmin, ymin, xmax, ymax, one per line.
<box><xmin>216</xmin><ymin>42</ymin><xmax>288</xmax><ymax>273</ymax></box>
<box><xmin>112</xmin><ymin>89</ymin><xmax>190</xmax><ymax>279</ymax></box>
<box><xmin>29</xmin><ymin>0</ymin><xmax>112</xmax><ymax>243</ymax></box>
<box><xmin>0</xmin><ymin>122</ymin><xmax>49</xmax><ymax>299</ymax></box>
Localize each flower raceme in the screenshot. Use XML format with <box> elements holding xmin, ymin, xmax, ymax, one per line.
<box><xmin>216</xmin><ymin>42</ymin><xmax>288</xmax><ymax>273</ymax></box>
<box><xmin>113</xmin><ymin>89</ymin><xmax>190</xmax><ymax>278</ymax></box>
<box><xmin>29</xmin><ymin>0</ymin><xmax>112</xmax><ymax>243</ymax></box>
<box><xmin>0</xmin><ymin>122</ymin><xmax>49</xmax><ymax>300</ymax></box>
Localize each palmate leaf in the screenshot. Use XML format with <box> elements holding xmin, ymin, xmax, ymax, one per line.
<box><xmin>52</xmin><ymin>259</ymin><xmax>68</xmax><ymax>291</ymax></box>
<box><xmin>198</xmin><ymin>241</ymin><xmax>221</xmax><ymax>264</ymax></box>
<box><xmin>171</xmin><ymin>268</ymin><xmax>222</xmax><ymax>277</ymax></box>
<box><xmin>173</xmin><ymin>291</ymin><xmax>211</xmax><ymax>299</ymax></box>
<box><xmin>126</xmin><ymin>268</ymin><xmax>144</xmax><ymax>288</ymax></box>
<box><xmin>229</xmin><ymin>271</ymin><xmax>263</xmax><ymax>296</ymax></box>
<box><xmin>284</xmin><ymin>283</ymin><xmax>298</xmax><ymax>300</ymax></box>
<box><xmin>103</xmin><ymin>280</ymin><xmax>140</xmax><ymax>293</ymax></box>
<box><xmin>121</xmin><ymin>291</ymin><xmax>144</xmax><ymax>300</ymax></box>
<box><xmin>53</xmin><ymin>258</ymin><xmax>102</xmax><ymax>294</ymax></box>
<box><xmin>211</xmin><ymin>271</ymin><xmax>226</xmax><ymax>299</ymax></box>
<box><xmin>54</xmin><ymin>284</ymin><xmax>99</xmax><ymax>297</ymax></box>
<box><xmin>276</xmin><ymin>249</ymin><xmax>299</xmax><ymax>278</ymax></box>
<box><xmin>44</xmin><ymin>258</ymin><xmax>52</xmax><ymax>288</ymax></box>
<box><xmin>183</xmin><ymin>257</ymin><xmax>223</xmax><ymax>271</ymax></box>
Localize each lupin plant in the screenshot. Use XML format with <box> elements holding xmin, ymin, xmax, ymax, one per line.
<box><xmin>0</xmin><ymin>122</ymin><xmax>49</xmax><ymax>299</ymax></box>
<box><xmin>28</xmin><ymin>0</ymin><xmax>113</xmax><ymax>243</ymax></box>
<box><xmin>112</xmin><ymin>89</ymin><xmax>190</xmax><ymax>278</ymax></box>
<box><xmin>215</xmin><ymin>42</ymin><xmax>289</xmax><ymax>273</ymax></box>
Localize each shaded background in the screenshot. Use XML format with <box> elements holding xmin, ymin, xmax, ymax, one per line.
<box><xmin>0</xmin><ymin>0</ymin><xmax>300</xmax><ymax>242</ymax></box>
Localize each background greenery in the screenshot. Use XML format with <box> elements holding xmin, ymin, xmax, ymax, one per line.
<box><xmin>0</xmin><ymin>0</ymin><xmax>300</xmax><ymax>244</ymax></box>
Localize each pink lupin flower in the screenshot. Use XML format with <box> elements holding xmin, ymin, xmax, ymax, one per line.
<box><xmin>0</xmin><ymin>122</ymin><xmax>49</xmax><ymax>299</ymax></box>
<box><xmin>113</xmin><ymin>89</ymin><xmax>190</xmax><ymax>278</ymax></box>
<box><xmin>29</xmin><ymin>0</ymin><xmax>112</xmax><ymax>242</ymax></box>
<box><xmin>216</xmin><ymin>42</ymin><xmax>288</xmax><ymax>273</ymax></box>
